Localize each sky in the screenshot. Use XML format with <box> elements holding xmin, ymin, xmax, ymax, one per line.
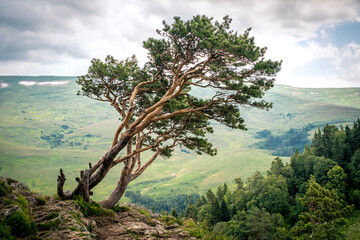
<box><xmin>0</xmin><ymin>0</ymin><xmax>360</xmax><ymax>88</ymax></box>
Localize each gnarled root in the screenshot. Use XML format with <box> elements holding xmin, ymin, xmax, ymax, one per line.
<box><xmin>57</xmin><ymin>168</ymin><xmax>74</xmax><ymax>199</ymax></box>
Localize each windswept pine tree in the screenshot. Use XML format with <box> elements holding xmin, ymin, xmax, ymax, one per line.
<box><xmin>57</xmin><ymin>15</ymin><xmax>281</xmax><ymax>208</ymax></box>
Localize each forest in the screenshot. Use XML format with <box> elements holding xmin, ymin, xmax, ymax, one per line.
<box><xmin>129</xmin><ymin>119</ymin><xmax>360</xmax><ymax>239</ymax></box>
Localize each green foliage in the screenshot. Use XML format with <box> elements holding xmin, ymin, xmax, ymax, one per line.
<box><xmin>16</xmin><ymin>194</ymin><xmax>29</xmax><ymax>212</ymax></box>
<box><xmin>291</xmin><ymin>176</ymin><xmax>351</xmax><ymax>240</ymax></box>
<box><xmin>0</xmin><ymin>222</ymin><xmax>13</xmax><ymax>240</ymax></box>
<box><xmin>246</xmin><ymin>173</ymin><xmax>290</xmax><ymax>215</ymax></box>
<box><xmin>36</xmin><ymin>196</ymin><xmax>47</xmax><ymax>206</ymax></box>
<box><xmin>208</xmin><ymin>200</ymin><xmax>223</xmax><ymax>226</ymax></box>
<box><xmin>37</xmin><ymin>217</ymin><xmax>62</xmax><ymax>231</ymax></box>
<box><xmin>3</xmin><ymin>209</ymin><xmax>37</xmax><ymax>238</ymax></box>
<box><xmin>74</xmin><ymin>196</ymin><xmax>114</xmax><ymax>217</ymax></box>
<box><xmin>171</xmin><ymin>208</ymin><xmax>178</xmax><ymax>218</ymax></box>
<box><xmin>159</xmin><ymin>214</ymin><xmax>182</xmax><ymax>226</ymax></box>
<box><xmin>125</xmin><ymin>191</ymin><xmax>199</xmax><ymax>213</ymax></box>
<box><xmin>245</xmin><ymin>207</ymin><xmax>273</xmax><ymax>240</ymax></box>
<box><xmin>112</xmin><ymin>204</ymin><xmax>130</xmax><ymax>213</ymax></box>
<box><xmin>45</xmin><ymin>211</ymin><xmax>59</xmax><ymax>220</ymax></box>
<box><xmin>213</xmin><ymin>220</ymin><xmax>247</xmax><ymax>240</ymax></box>
<box><xmin>342</xmin><ymin>210</ymin><xmax>360</xmax><ymax>240</ymax></box>
<box><xmin>255</xmin><ymin>126</ymin><xmax>312</xmax><ymax>156</ymax></box>
<box><xmin>326</xmin><ymin>165</ymin><xmax>347</xmax><ymax>199</ymax></box>
<box><xmin>349</xmin><ymin>149</ymin><xmax>360</xmax><ymax>186</ymax></box>
<box><xmin>0</xmin><ymin>180</ymin><xmax>12</xmax><ymax>197</ymax></box>
<box><xmin>176</xmin><ymin>120</ymin><xmax>360</xmax><ymax>239</ymax></box>
<box><xmin>220</xmin><ymin>199</ymin><xmax>230</xmax><ymax>222</ymax></box>
<box><xmin>183</xmin><ymin>219</ymin><xmax>209</xmax><ymax>238</ymax></box>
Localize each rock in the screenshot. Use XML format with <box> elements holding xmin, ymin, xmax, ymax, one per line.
<box><xmin>2</xmin><ymin>205</ymin><xmax>21</xmax><ymax>217</ymax></box>
<box><xmin>0</xmin><ymin>177</ymin><xmax>193</xmax><ymax>239</ymax></box>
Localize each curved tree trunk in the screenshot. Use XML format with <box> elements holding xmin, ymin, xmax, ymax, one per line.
<box><xmin>99</xmin><ymin>166</ymin><xmax>130</xmax><ymax>209</ymax></box>
<box><xmin>57</xmin><ymin>132</ymin><xmax>133</xmax><ymax>201</ymax></box>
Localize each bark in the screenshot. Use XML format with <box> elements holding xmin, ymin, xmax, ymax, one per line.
<box><xmin>99</xmin><ymin>166</ymin><xmax>130</xmax><ymax>209</ymax></box>
<box><xmin>57</xmin><ymin>131</ymin><xmax>133</xmax><ymax>200</ymax></box>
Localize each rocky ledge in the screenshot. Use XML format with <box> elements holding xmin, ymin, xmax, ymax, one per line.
<box><xmin>0</xmin><ymin>176</ymin><xmax>196</xmax><ymax>239</ymax></box>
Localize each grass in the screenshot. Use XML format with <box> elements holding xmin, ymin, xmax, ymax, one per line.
<box><xmin>74</xmin><ymin>195</ymin><xmax>114</xmax><ymax>217</ymax></box>
<box><xmin>0</xmin><ymin>76</ymin><xmax>359</xmax><ymax>202</ymax></box>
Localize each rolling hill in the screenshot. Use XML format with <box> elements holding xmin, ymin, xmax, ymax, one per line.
<box><xmin>0</xmin><ymin>76</ymin><xmax>359</xmax><ymax>201</ymax></box>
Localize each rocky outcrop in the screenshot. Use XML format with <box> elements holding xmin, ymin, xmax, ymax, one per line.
<box><xmin>0</xmin><ymin>176</ymin><xmax>195</xmax><ymax>239</ymax></box>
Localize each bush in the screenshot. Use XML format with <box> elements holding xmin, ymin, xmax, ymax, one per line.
<box><xmin>0</xmin><ymin>222</ymin><xmax>14</xmax><ymax>240</ymax></box>
<box><xmin>36</xmin><ymin>196</ymin><xmax>47</xmax><ymax>206</ymax></box>
<box><xmin>37</xmin><ymin>218</ymin><xmax>61</xmax><ymax>231</ymax></box>
<box><xmin>112</xmin><ymin>204</ymin><xmax>130</xmax><ymax>213</ymax></box>
<box><xmin>16</xmin><ymin>195</ymin><xmax>29</xmax><ymax>212</ymax></box>
<box><xmin>74</xmin><ymin>196</ymin><xmax>114</xmax><ymax>217</ymax></box>
<box><xmin>0</xmin><ymin>180</ymin><xmax>12</xmax><ymax>197</ymax></box>
<box><xmin>3</xmin><ymin>210</ymin><xmax>37</xmax><ymax>237</ymax></box>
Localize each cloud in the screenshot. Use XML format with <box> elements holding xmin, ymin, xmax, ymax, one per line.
<box><xmin>0</xmin><ymin>0</ymin><xmax>359</xmax><ymax>87</ymax></box>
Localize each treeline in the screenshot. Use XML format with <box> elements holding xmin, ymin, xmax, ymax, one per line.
<box><xmin>176</xmin><ymin>119</ymin><xmax>360</xmax><ymax>239</ymax></box>
<box><xmin>125</xmin><ymin>191</ymin><xmax>200</xmax><ymax>213</ymax></box>
<box><xmin>254</xmin><ymin>123</ymin><xmax>315</xmax><ymax>156</ymax></box>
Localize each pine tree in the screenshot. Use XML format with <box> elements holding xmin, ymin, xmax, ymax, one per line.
<box><xmin>326</xmin><ymin>166</ymin><xmax>347</xmax><ymax>200</ymax></box>
<box><xmin>234</xmin><ymin>177</ymin><xmax>244</xmax><ymax>191</ymax></box>
<box><xmin>206</xmin><ymin>189</ymin><xmax>216</xmax><ymax>204</ymax></box>
<box><xmin>331</xmin><ymin>136</ymin><xmax>344</xmax><ymax>166</ymax></box>
<box><xmin>220</xmin><ymin>199</ymin><xmax>230</xmax><ymax>222</ymax></box>
<box><xmin>311</xmin><ymin>128</ymin><xmax>323</xmax><ymax>156</ymax></box>
<box><xmin>268</xmin><ymin>157</ymin><xmax>285</xmax><ymax>176</ymax></box>
<box><xmin>209</xmin><ymin>200</ymin><xmax>223</xmax><ymax>226</ymax></box>
<box><xmin>291</xmin><ymin>176</ymin><xmax>351</xmax><ymax>239</ymax></box>
<box><xmin>171</xmin><ymin>208</ymin><xmax>178</xmax><ymax>218</ymax></box>
<box><xmin>323</xmin><ymin>124</ymin><xmax>337</xmax><ymax>159</ymax></box>
<box><xmin>349</xmin><ymin>149</ymin><xmax>360</xmax><ymax>187</ymax></box>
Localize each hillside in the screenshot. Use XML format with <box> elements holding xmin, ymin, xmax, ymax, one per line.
<box><xmin>0</xmin><ymin>176</ymin><xmax>196</xmax><ymax>239</ymax></box>
<box><xmin>0</xmin><ymin>76</ymin><xmax>359</xmax><ymax>201</ymax></box>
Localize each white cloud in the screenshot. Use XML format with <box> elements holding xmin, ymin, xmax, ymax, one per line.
<box><xmin>0</xmin><ymin>0</ymin><xmax>359</xmax><ymax>87</ymax></box>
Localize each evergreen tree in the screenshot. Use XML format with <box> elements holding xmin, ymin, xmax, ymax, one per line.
<box><xmin>322</xmin><ymin>124</ymin><xmax>337</xmax><ymax>159</ymax></box>
<box><xmin>234</xmin><ymin>177</ymin><xmax>244</xmax><ymax>191</ymax></box>
<box><xmin>311</xmin><ymin>128</ymin><xmax>323</xmax><ymax>156</ymax></box>
<box><xmin>331</xmin><ymin>136</ymin><xmax>344</xmax><ymax>166</ymax></box>
<box><xmin>171</xmin><ymin>208</ymin><xmax>178</xmax><ymax>218</ymax></box>
<box><xmin>206</xmin><ymin>189</ymin><xmax>216</xmax><ymax>204</ymax></box>
<box><xmin>325</xmin><ymin>165</ymin><xmax>347</xmax><ymax>200</ymax></box>
<box><xmin>245</xmin><ymin>207</ymin><xmax>273</xmax><ymax>240</ymax></box>
<box><xmin>348</xmin><ymin>119</ymin><xmax>360</xmax><ymax>153</ymax></box>
<box><xmin>209</xmin><ymin>200</ymin><xmax>223</xmax><ymax>226</ymax></box>
<box><xmin>349</xmin><ymin>149</ymin><xmax>360</xmax><ymax>187</ymax></box>
<box><xmin>267</xmin><ymin>157</ymin><xmax>285</xmax><ymax>176</ymax></box>
<box><xmin>216</xmin><ymin>185</ymin><xmax>225</xmax><ymax>201</ymax></box>
<box><xmin>291</xmin><ymin>176</ymin><xmax>351</xmax><ymax>240</ymax></box>
<box><xmin>220</xmin><ymin>199</ymin><xmax>231</xmax><ymax>222</ymax></box>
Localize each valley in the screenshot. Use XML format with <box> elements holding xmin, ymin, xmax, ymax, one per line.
<box><xmin>0</xmin><ymin>76</ymin><xmax>359</xmax><ymax>202</ymax></box>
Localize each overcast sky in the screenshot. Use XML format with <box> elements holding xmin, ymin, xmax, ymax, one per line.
<box><xmin>0</xmin><ymin>0</ymin><xmax>360</xmax><ymax>88</ymax></box>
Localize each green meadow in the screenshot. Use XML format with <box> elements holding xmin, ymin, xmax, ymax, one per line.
<box><xmin>0</xmin><ymin>76</ymin><xmax>359</xmax><ymax>201</ymax></box>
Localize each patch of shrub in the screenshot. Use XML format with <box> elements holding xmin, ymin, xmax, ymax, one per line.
<box><xmin>3</xmin><ymin>210</ymin><xmax>37</xmax><ymax>237</ymax></box>
<box><xmin>0</xmin><ymin>180</ymin><xmax>12</xmax><ymax>197</ymax></box>
<box><xmin>159</xmin><ymin>215</ymin><xmax>182</xmax><ymax>226</ymax></box>
<box><xmin>2</xmin><ymin>197</ymin><xmax>14</xmax><ymax>205</ymax></box>
<box><xmin>112</xmin><ymin>204</ymin><xmax>130</xmax><ymax>213</ymax></box>
<box><xmin>45</xmin><ymin>211</ymin><xmax>59</xmax><ymax>220</ymax></box>
<box><xmin>74</xmin><ymin>196</ymin><xmax>114</xmax><ymax>217</ymax></box>
<box><xmin>0</xmin><ymin>222</ymin><xmax>14</xmax><ymax>240</ymax></box>
<box><xmin>68</xmin><ymin>226</ymin><xmax>79</xmax><ymax>231</ymax></box>
<box><xmin>37</xmin><ymin>218</ymin><xmax>61</xmax><ymax>231</ymax></box>
<box><xmin>16</xmin><ymin>195</ymin><xmax>29</xmax><ymax>212</ymax></box>
<box><xmin>36</xmin><ymin>196</ymin><xmax>47</xmax><ymax>206</ymax></box>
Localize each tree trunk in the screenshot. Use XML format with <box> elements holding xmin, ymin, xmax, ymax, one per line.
<box><xmin>99</xmin><ymin>165</ymin><xmax>131</xmax><ymax>209</ymax></box>
<box><xmin>57</xmin><ymin>132</ymin><xmax>133</xmax><ymax>201</ymax></box>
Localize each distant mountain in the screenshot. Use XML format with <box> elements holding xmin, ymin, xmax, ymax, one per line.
<box><xmin>0</xmin><ymin>76</ymin><xmax>359</xmax><ymax>201</ymax></box>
